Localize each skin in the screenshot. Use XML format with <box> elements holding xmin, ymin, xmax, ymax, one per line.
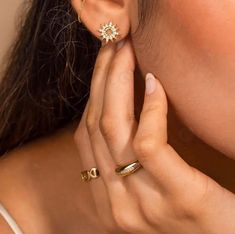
<box><xmin>0</xmin><ymin>124</ymin><xmax>108</xmax><ymax>234</ymax></box>
<box><xmin>130</xmin><ymin>0</ymin><xmax>235</xmax><ymax>192</ymax></box>
<box><xmin>72</xmin><ymin>40</ymin><xmax>235</xmax><ymax>233</ymax></box>
<box><xmin>131</xmin><ymin>0</ymin><xmax>235</xmax><ymax>159</ymax></box>
<box><xmin>0</xmin><ymin>0</ymin><xmax>235</xmax><ymax>233</ymax></box>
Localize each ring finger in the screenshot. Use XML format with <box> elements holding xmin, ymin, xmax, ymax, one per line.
<box><xmin>74</xmin><ymin>100</ymin><xmax>116</xmax><ymax>230</ymax></box>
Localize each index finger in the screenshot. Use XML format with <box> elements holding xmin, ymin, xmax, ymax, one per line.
<box><xmin>100</xmin><ymin>39</ymin><xmax>137</xmax><ymax>165</ymax></box>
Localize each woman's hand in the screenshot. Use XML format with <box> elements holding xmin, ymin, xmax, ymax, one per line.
<box><xmin>74</xmin><ymin>39</ymin><xmax>235</xmax><ymax>234</ymax></box>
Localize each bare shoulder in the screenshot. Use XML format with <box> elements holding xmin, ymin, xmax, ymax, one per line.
<box><xmin>0</xmin><ymin>123</ymin><xmax>83</xmax><ymax>234</ymax></box>
<box><xmin>0</xmin><ymin>123</ymin><xmax>79</xmax><ymax>193</ymax></box>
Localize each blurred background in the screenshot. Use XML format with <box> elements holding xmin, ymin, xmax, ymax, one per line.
<box><xmin>0</xmin><ymin>0</ymin><xmax>22</xmax><ymax>74</ymax></box>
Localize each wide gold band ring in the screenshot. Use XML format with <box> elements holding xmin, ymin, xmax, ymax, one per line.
<box><xmin>81</xmin><ymin>167</ymin><xmax>100</xmax><ymax>182</ymax></box>
<box><xmin>115</xmin><ymin>160</ymin><xmax>142</xmax><ymax>177</ymax></box>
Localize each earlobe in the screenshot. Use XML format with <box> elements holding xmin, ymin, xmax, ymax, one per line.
<box><xmin>72</xmin><ymin>0</ymin><xmax>131</xmax><ymax>45</ymax></box>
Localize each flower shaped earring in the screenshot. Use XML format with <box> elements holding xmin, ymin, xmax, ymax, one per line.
<box><xmin>98</xmin><ymin>22</ymin><xmax>120</xmax><ymax>44</ymax></box>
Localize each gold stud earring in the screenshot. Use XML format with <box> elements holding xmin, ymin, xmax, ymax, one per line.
<box><xmin>99</xmin><ymin>22</ymin><xmax>120</xmax><ymax>44</ymax></box>
<box><xmin>78</xmin><ymin>0</ymin><xmax>86</xmax><ymax>23</ymax></box>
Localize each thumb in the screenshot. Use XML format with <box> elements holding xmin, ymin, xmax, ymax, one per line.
<box><xmin>134</xmin><ymin>73</ymin><xmax>194</xmax><ymax>193</ymax></box>
<box><xmin>137</xmin><ymin>73</ymin><xmax>168</xmax><ymax>146</ymax></box>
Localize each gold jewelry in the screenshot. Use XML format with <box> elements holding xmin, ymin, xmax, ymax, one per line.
<box><xmin>78</xmin><ymin>0</ymin><xmax>86</xmax><ymax>23</ymax></box>
<box><xmin>99</xmin><ymin>22</ymin><xmax>120</xmax><ymax>44</ymax></box>
<box><xmin>115</xmin><ymin>160</ymin><xmax>142</xmax><ymax>177</ymax></box>
<box><xmin>81</xmin><ymin>167</ymin><xmax>100</xmax><ymax>182</ymax></box>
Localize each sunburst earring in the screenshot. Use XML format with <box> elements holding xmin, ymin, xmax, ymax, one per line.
<box><xmin>99</xmin><ymin>22</ymin><xmax>120</xmax><ymax>44</ymax></box>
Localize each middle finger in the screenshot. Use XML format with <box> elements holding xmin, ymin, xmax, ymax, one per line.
<box><xmin>86</xmin><ymin>43</ymin><xmax>123</xmax><ymax>188</ymax></box>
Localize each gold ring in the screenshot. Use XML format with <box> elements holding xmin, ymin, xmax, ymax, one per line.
<box><xmin>81</xmin><ymin>167</ymin><xmax>100</xmax><ymax>182</ymax></box>
<box><xmin>115</xmin><ymin>160</ymin><xmax>142</xmax><ymax>177</ymax></box>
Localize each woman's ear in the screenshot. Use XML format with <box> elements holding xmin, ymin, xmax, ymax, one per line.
<box><xmin>71</xmin><ymin>0</ymin><xmax>132</xmax><ymax>44</ymax></box>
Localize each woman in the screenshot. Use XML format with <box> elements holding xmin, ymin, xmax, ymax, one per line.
<box><xmin>0</xmin><ymin>0</ymin><xmax>235</xmax><ymax>233</ymax></box>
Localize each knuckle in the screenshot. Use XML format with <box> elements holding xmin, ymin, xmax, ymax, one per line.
<box><xmin>99</xmin><ymin>115</ymin><xmax>118</xmax><ymax>142</ymax></box>
<box><xmin>133</xmin><ymin>136</ymin><xmax>158</xmax><ymax>159</ymax></box>
<box><xmin>144</xmin><ymin>102</ymin><xmax>165</xmax><ymax>114</ymax></box>
<box><xmin>86</xmin><ymin>111</ymin><xmax>99</xmax><ymax>136</ymax></box>
<box><xmin>142</xmin><ymin>204</ymin><xmax>162</xmax><ymax>227</ymax></box>
<box><xmin>144</xmin><ymin>104</ymin><xmax>158</xmax><ymax>114</ymax></box>
<box><xmin>99</xmin><ymin>115</ymin><xmax>113</xmax><ymax>133</ymax></box>
<box><xmin>112</xmin><ymin>210</ymin><xmax>140</xmax><ymax>233</ymax></box>
<box><xmin>170</xmin><ymin>198</ymin><xmax>197</xmax><ymax>221</ymax></box>
<box><xmin>139</xmin><ymin>194</ymin><xmax>164</xmax><ymax>227</ymax></box>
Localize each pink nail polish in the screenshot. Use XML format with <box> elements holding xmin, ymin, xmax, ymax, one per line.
<box><xmin>146</xmin><ymin>73</ymin><xmax>156</xmax><ymax>95</ymax></box>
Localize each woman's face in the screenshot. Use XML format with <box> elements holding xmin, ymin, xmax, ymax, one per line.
<box><xmin>131</xmin><ymin>1</ymin><xmax>235</xmax><ymax>158</ymax></box>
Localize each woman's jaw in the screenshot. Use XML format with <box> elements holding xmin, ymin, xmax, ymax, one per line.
<box><xmin>131</xmin><ymin>0</ymin><xmax>235</xmax><ymax>159</ymax></box>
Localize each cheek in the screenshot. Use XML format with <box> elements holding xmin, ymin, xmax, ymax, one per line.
<box><xmin>132</xmin><ymin>0</ymin><xmax>235</xmax><ymax>158</ymax></box>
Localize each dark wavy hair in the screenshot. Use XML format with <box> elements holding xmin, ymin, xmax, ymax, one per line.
<box><xmin>0</xmin><ymin>0</ymin><xmax>153</xmax><ymax>155</ymax></box>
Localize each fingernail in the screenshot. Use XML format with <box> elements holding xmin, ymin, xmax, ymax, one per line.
<box><xmin>116</xmin><ymin>39</ymin><xmax>125</xmax><ymax>51</ymax></box>
<box><xmin>145</xmin><ymin>73</ymin><xmax>156</xmax><ymax>95</ymax></box>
